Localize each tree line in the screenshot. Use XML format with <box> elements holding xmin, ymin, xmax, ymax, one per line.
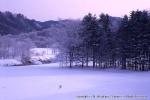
<box><xmin>0</xmin><ymin>10</ymin><xmax>149</xmax><ymax>70</ymax></box>
<box><xmin>63</xmin><ymin>10</ymin><xmax>150</xmax><ymax>71</ymax></box>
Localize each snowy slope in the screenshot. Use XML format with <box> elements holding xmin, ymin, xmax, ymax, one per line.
<box><xmin>0</xmin><ymin>48</ymin><xmax>59</xmax><ymax>66</ymax></box>
<box><xmin>30</xmin><ymin>48</ymin><xmax>59</xmax><ymax>62</ymax></box>
<box><xmin>0</xmin><ymin>59</ymin><xmax>22</xmax><ymax>66</ymax></box>
<box><xmin>0</xmin><ymin>64</ymin><xmax>150</xmax><ymax>100</ymax></box>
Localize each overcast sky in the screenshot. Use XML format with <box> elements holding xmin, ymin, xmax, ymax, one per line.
<box><xmin>0</xmin><ymin>0</ymin><xmax>150</xmax><ymax>21</ymax></box>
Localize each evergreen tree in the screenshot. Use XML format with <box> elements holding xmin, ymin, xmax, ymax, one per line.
<box><xmin>99</xmin><ymin>14</ymin><xmax>116</xmax><ymax>68</ymax></box>
<box><xmin>81</xmin><ymin>13</ymin><xmax>100</xmax><ymax>67</ymax></box>
<box><xmin>118</xmin><ymin>10</ymin><xmax>150</xmax><ymax>71</ymax></box>
<box><xmin>117</xmin><ymin>15</ymin><xmax>129</xmax><ymax>69</ymax></box>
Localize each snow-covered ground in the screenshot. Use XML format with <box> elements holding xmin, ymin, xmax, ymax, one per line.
<box><xmin>0</xmin><ymin>48</ymin><xmax>59</xmax><ymax>66</ymax></box>
<box><xmin>0</xmin><ymin>64</ymin><xmax>150</xmax><ymax>100</ymax></box>
<box><xmin>30</xmin><ymin>48</ymin><xmax>59</xmax><ymax>61</ymax></box>
<box><xmin>0</xmin><ymin>59</ymin><xmax>22</xmax><ymax>66</ymax></box>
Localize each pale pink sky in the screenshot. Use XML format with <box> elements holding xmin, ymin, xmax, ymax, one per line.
<box><xmin>0</xmin><ymin>0</ymin><xmax>150</xmax><ymax>21</ymax></box>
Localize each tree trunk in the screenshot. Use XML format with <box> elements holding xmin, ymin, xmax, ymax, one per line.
<box><xmin>86</xmin><ymin>53</ymin><xmax>88</xmax><ymax>67</ymax></box>
<box><xmin>81</xmin><ymin>57</ymin><xmax>84</xmax><ymax>68</ymax></box>
<box><xmin>122</xmin><ymin>56</ymin><xmax>126</xmax><ymax>69</ymax></box>
<box><xmin>69</xmin><ymin>52</ymin><xmax>73</xmax><ymax>68</ymax></box>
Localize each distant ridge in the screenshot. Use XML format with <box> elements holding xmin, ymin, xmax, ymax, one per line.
<box><xmin>0</xmin><ymin>11</ymin><xmax>122</xmax><ymax>35</ymax></box>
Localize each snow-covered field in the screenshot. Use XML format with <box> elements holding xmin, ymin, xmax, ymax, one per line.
<box><xmin>0</xmin><ymin>64</ymin><xmax>150</xmax><ymax>100</ymax></box>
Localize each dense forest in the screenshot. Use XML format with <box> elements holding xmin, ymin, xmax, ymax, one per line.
<box><xmin>0</xmin><ymin>10</ymin><xmax>150</xmax><ymax>71</ymax></box>
<box><xmin>62</xmin><ymin>10</ymin><xmax>150</xmax><ymax>71</ymax></box>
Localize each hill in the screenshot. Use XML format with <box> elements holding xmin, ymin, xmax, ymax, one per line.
<box><xmin>0</xmin><ymin>11</ymin><xmax>122</xmax><ymax>35</ymax></box>
<box><xmin>0</xmin><ymin>11</ymin><xmax>60</xmax><ymax>35</ymax></box>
